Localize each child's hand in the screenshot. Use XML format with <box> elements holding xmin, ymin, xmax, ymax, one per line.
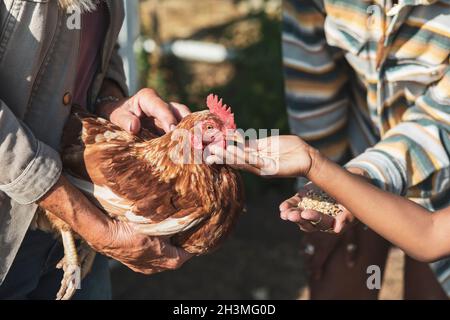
<box><xmin>279</xmin><ymin>183</ymin><xmax>356</xmax><ymax>233</ymax></box>
<box><xmin>206</xmin><ymin>135</ymin><xmax>314</xmax><ymax>177</ymax></box>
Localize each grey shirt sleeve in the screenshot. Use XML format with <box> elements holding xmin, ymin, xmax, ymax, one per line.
<box><xmin>0</xmin><ymin>100</ymin><xmax>62</xmax><ymax>205</ymax></box>
<box><xmin>104</xmin><ymin>43</ymin><xmax>129</xmax><ymax>97</ymax></box>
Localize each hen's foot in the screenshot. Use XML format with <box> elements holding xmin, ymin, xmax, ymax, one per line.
<box><xmin>56</xmin><ymin>261</ymin><xmax>80</xmax><ymax>300</ymax></box>
<box><xmin>56</xmin><ymin>230</ymin><xmax>80</xmax><ymax>300</ymax></box>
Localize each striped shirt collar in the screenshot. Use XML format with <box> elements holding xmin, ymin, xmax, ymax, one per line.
<box><xmin>370</xmin><ymin>0</ymin><xmax>450</xmax><ymax>16</ymax></box>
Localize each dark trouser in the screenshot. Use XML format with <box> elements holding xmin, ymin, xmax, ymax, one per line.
<box><xmin>302</xmin><ymin>224</ymin><xmax>448</xmax><ymax>299</ymax></box>
<box><xmin>0</xmin><ymin>228</ymin><xmax>111</xmax><ymax>300</ymax></box>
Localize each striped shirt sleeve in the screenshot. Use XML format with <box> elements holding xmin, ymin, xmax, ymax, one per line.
<box><xmin>282</xmin><ymin>0</ymin><xmax>351</xmax><ymax>163</ymax></box>
<box><xmin>347</xmin><ymin>66</ymin><xmax>450</xmax><ymax>202</ymax></box>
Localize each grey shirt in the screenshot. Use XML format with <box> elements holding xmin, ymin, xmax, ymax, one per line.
<box><xmin>0</xmin><ymin>0</ymin><xmax>128</xmax><ymax>285</ymax></box>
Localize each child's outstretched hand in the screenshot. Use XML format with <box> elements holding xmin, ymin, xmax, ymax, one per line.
<box><xmin>206</xmin><ymin>135</ymin><xmax>314</xmax><ymax>177</ymax></box>
<box><xmin>279</xmin><ymin>183</ymin><xmax>355</xmax><ymax>233</ymax></box>
<box><xmin>206</xmin><ymin>134</ymin><xmax>357</xmax><ymax>233</ymax></box>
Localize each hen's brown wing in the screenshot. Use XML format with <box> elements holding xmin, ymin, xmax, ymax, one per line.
<box><xmin>61</xmin><ymin>110</ymin><xmax>157</xmax><ymax>180</ymax></box>
<box><xmin>61</xmin><ymin>112</ymin><xmax>206</xmax><ymax>235</ymax></box>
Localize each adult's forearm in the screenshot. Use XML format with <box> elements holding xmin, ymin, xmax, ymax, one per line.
<box><xmin>0</xmin><ymin>100</ymin><xmax>62</xmax><ymax>204</ymax></box>
<box><xmin>37</xmin><ymin>175</ymin><xmax>110</xmax><ymax>245</ymax></box>
<box><xmin>306</xmin><ymin>150</ymin><xmax>442</xmax><ymax>261</ymax></box>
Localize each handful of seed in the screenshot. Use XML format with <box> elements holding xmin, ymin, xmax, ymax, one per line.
<box><xmin>298</xmin><ymin>190</ymin><xmax>342</xmax><ymax>217</ymax></box>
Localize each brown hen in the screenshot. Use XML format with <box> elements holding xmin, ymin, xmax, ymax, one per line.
<box><xmin>35</xmin><ymin>95</ymin><xmax>245</xmax><ymax>299</ymax></box>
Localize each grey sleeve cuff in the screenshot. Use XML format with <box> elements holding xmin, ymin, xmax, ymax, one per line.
<box><xmin>105</xmin><ymin>68</ymin><xmax>129</xmax><ymax>98</ymax></box>
<box><xmin>105</xmin><ymin>44</ymin><xmax>129</xmax><ymax>97</ymax></box>
<box><xmin>0</xmin><ymin>140</ymin><xmax>62</xmax><ymax>205</ymax></box>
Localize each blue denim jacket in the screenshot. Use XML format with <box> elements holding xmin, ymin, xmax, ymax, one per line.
<box><xmin>0</xmin><ymin>0</ymin><xmax>128</xmax><ymax>285</ymax></box>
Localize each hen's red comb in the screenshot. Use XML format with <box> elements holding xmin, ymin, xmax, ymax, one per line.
<box><xmin>206</xmin><ymin>94</ymin><xmax>236</xmax><ymax>130</ymax></box>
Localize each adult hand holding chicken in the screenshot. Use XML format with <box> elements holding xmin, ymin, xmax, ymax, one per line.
<box><xmin>96</xmin><ymin>85</ymin><xmax>192</xmax><ymax>134</ymax></box>
<box><xmin>38</xmin><ymin>87</ymin><xmax>193</xmax><ymax>282</ymax></box>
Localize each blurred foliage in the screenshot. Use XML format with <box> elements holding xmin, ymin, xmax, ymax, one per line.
<box><xmin>209</xmin><ymin>13</ymin><xmax>288</xmax><ymax>133</ymax></box>
<box><xmin>138</xmin><ymin>1</ymin><xmax>295</xmax><ymax>198</ymax></box>
<box><xmin>205</xmin><ymin>12</ymin><xmax>294</xmax><ymax>198</ymax></box>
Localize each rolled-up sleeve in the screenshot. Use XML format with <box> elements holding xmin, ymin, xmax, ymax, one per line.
<box><xmin>346</xmin><ymin>67</ymin><xmax>450</xmax><ymax>197</ymax></box>
<box><xmin>0</xmin><ymin>100</ymin><xmax>62</xmax><ymax>205</ymax></box>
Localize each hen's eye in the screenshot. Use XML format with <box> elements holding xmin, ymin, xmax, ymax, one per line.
<box><xmin>206</xmin><ymin>125</ymin><xmax>214</xmax><ymax>130</ymax></box>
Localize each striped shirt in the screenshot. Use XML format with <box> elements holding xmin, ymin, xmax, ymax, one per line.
<box><xmin>283</xmin><ymin>0</ymin><xmax>450</xmax><ymax>212</ymax></box>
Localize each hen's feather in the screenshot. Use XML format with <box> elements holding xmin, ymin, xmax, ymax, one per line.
<box><xmin>61</xmin><ymin>109</ymin><xmax>244</xmax><ymax>254</ymax></box>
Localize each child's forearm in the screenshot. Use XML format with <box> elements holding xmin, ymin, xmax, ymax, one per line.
<box><xmin>306</xmin><ymin>150</ymin><xmax>450</xmax><ymax>262</ymax></box>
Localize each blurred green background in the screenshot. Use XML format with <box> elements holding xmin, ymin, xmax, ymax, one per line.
<box><xmin>137</xmin><ymin>0</ymin><xmax>293</xmax><ymax>198</ymax></box>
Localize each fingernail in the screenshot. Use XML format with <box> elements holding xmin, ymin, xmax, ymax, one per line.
<box><xmin>170</xmin><ymin>124</ymin><xmax>177</xmax><ymax>132</ymax></box>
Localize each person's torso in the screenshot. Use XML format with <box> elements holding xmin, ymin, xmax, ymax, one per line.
<box><xmin>73</xmin><ymin>1</ymin><xmax>109</xmax><ymax>108</ymax></box>
<box><xmin>0</xmin><ymin>0</ymin><xmax>124</xmax><ymax>150</ymax></box>
<box><xmin>322</xmin><ymin>0</ymin><xmax>449</xmax><ymax>138</ymax></box>
<box><xmin>0</xmin><ymin>0</ymin><xmax>125</xmax><ymax>285</ymax></box>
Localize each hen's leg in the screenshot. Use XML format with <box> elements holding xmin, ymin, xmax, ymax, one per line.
<box><xmin>56</xmin><ymin>230</ymin><xmax>80</xmax><ymax>300</ymax></box>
